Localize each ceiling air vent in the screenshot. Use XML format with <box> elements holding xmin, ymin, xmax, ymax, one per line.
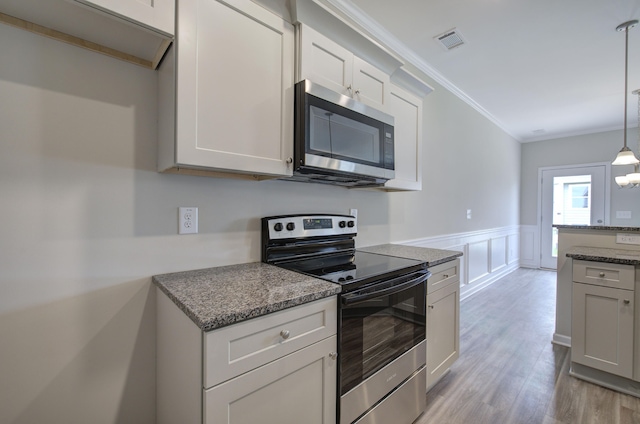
<box><xmin>435</xmin><ymin>28</ymin><xmax>466</xmax><ymax>50</ymax></box>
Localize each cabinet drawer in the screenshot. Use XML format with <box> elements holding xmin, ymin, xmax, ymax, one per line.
<box><xmin>427</xmin><ymin>259</ymin><xmax>460</xmax><ymax>294</ymax></box>
<box><xmin>572</xmin><ymin>260</ymin><xmax>635</xmax><ymax>290</ymax></box>
<box><xmin>204</xmin><ymin>296</ymin><xmax>337</xmax><ymax>389</ymax></box>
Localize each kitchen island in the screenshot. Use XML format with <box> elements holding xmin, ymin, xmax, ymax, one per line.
<box><xmin>562</xmin><ymin>244</ymin><xmax>640</xmax><ymax>397</ymax></box>
<box><xmin>554</xmin><ymin>225</ymin><xmax>640</xmax><ymax>347</ymax></box>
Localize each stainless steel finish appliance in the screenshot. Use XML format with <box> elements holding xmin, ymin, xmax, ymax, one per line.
<box><xmin>290</xmin><ymin>80</ymin><xmax>395</xmax><ymax>187</ymax></box>
<box><xmin>261</xmin><ymin>214</ymin><xmax>428</xmax><ymax>424</ymax></box>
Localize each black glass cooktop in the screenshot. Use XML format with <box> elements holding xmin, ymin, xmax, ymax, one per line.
<box><xmin>279</xmin><ymin>251</ymin><xmax>426</xmax><ymax>288</ymax></box>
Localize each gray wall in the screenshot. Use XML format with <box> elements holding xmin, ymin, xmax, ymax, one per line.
<box><xmin>521</xmin><ymin>130</ymin><xmax>640</xmax><ymax>227</ymax></box>
<box><xmin>0</xmin><ymin>24</ymin><xmax>520</xmax><ymax>423</ymax></box>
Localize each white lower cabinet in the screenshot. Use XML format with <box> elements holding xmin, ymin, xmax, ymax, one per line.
<box><xmin>571</xmin><ymin>260</ymin><xmax>635</xmax><ymax>379</ymax></box>
<box><xmin>426</xmin><ymin>259</ymin><xmax>460</xmax><ymax>390</ymax></box>
<box><xmin>205</xmin><ymin>335</ymin><xmax>337</xmax><ymax>424</ymax></box>
<box><xmin>158</xmin><ymin>0</ymin><xmax>295</xmax><ymax>179</ymax></box>
<box><xmin>157</xmin><ymin>292</ymin><xmax>338</xmax><ymax>424</ymax></box>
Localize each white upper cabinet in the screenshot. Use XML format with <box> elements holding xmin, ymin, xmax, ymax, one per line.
<box><xmin>158</xmin><ymin>0</ymin><xmax>295</xmax><ymax>179</ymax></box>
<box><xmin>384</xmin><ymin>83</ymin><xmax>423</xmax><ymax>191</ymax></box>
<box><xmin>0</xmin><ymin>0</ymin><xmax>174</xmax><ymax>68</ymax></box>
<box><xmin>298</xmin><ymin>24</ymin><xmax>390</xmax><ymax>112</ymax></box>
<box><xmin>72</xmin><ymin>0</ymin><xmax>174</xmax><ymax>36</ymax></box>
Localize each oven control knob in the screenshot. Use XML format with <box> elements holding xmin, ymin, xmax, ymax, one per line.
<box><xmin>274</xmin><ymin>223</ymin><xmax>283</xmax><ymax>232</ymax></box>
<box><xmin>339</xmin><ymin>221</ymin><xmax>346</xmax><ymax>228</ymax></box>
<box><xmin>286</xmin><ymin>222</ymin><xmax>295</xmax><ymax>231</ymax></box>
<box><xmin>347</xmin><ymin>220</ymin><xmax>355</xmax><ymax>228</ymax></box>
<box><xmin>338</xmin><ymin>277</ymin><xmax>345</xmax><ymax>282</ymax></box>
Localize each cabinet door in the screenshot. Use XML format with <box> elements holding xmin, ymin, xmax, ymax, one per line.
<box><xmin>204</xmin><ymin>335</ymin><xmax>337</xmax><ymax>424</ymax></box>
<box><xmin>73</xmin><ymin>0</ymin><xmax>174</xmax><ymax>35</ymax></box>
<box><xmin>426</xmin><ymin>281</ymin><xmax>460</xmax><ymax>390</ymax></box>
<box><xmin>176</xmin><ymin>0</ymin><xmax>294</xmax><ymax>177</ymax></box>
<box><xmin>383</xmin><ymin>84</ymin><xmax>422</xmax><ymax>191</ymax></box>
<box><xmin>298</xmin><ymin>25</ymin><xmax>354</xmax><ymax>97</ymax></box>
<box><xmin>352</xmin><ymin>56</ymin><xmax>390</xmax><ymax>112</ymax></box>
<box><xmin>572</xmin><ymin>282</ymin><xmax>634</xmax><ymax>378</ymax></box>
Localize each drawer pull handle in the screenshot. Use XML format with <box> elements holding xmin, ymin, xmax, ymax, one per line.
<box><xmin>624</xmin><ymin>300</ymin><xmax>631</xmax><ymax>305</ymax></box>
<box><xmin>428</xmin><ymin>305</ymin><xmax>434</xmax><ymax>309</ymax></box>
<box><xmin>599</xmin><ymin>272</ymin><xmax>605</xmax><ymax>278</ymax></box>
<box><xmin>329</xmin><ymin>352</ymin><xmax>338</xmax><ymax>360</ymax></box>
<box><xmin>280</xmin><ymin>330</ymin><xmax>290</xmax><ymax>340</ymax></box>
<box><xmin>443</xmin><ymin>274</ymin><xmax>449</xmax><ymax>278</ymax></box>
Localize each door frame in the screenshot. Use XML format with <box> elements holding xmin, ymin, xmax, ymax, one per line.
<box><xmin>536</xmin><ymin>162</ymin><xmax>611</xmax><ymax>268</ymax></box>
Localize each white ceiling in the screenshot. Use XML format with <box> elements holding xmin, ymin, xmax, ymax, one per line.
<box><xmin>346</xmin><ymin>0</ymin><xmax>640</xmax><ymax>142</ymax></box>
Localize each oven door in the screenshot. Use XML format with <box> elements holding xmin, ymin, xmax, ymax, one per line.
<box><xmin>339</xmin><ymin>270</ymin><xmax>428</xmax><ymax>397</ymax></box>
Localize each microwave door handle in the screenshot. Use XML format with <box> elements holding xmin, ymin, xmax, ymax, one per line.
<box><xmin>341</xmin><ymin>272</ymin><xmax>430</xmax><ymax>306</ymax></box>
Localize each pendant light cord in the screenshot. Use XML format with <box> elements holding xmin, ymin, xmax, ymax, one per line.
<box><xmin>624</xmin><ymin>26</ymin><xmax>629</xmax><ymax>149</ymax></box>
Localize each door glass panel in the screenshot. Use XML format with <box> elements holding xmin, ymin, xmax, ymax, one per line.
<box><xmin>551</xmin><ymin>175</ymin><xmax>592</xmax><ymax>257</ymax></box>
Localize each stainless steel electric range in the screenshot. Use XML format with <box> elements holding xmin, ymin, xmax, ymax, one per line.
<box><xmin>261</xmin><ymin>214</ymin><xmax>428</xmax><ymax>424</ymax></box>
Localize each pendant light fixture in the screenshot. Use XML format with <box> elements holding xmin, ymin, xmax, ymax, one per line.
<box><xmin>612</xmin><ymin>20</ymin><xmax>640</xmax><ymax>167</ymax></box>
<box><xmin>615</xmin><ymin>89</ymin><xmax>640</xmax><ymax>187</ymax></box>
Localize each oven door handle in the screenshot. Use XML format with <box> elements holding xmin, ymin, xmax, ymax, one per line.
<box><xmin>341</xmin><ymin>271</ymin><xmax>430</xmax><ymax>305</ymax></box>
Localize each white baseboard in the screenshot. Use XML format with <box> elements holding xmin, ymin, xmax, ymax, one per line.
<box><xmin>552</xmin><ymin>333</ymin><xmax>571</xmax><ymax>348</ymax></box>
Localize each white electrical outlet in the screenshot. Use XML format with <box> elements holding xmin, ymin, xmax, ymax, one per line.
<box><xmin>466</xmin><ymin>209</ymin><xmax>472</xmax><ymax>220</ymax></box>
<box><xmin>350</xmin><ymin>208</ymin><xmax>358</xmax><ymax>219</ymax></box>
<box><xmin>179</xmin><ymin>207</ymin><xmax>198</xmax><ymax>234</ymax></box>
<box><xmin>616</xmin><ymin>210</ymin><xmax>632</xmax><ymax>219</ymax></box>
<box><xmin>616</xmin><ymin>233</ymin><xmax>640</xmax><ymax>245</ymax></box>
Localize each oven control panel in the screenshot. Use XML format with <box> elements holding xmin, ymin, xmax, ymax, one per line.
<box><xmin>264</xmin><ymin>214</ymin><xmax>357</xmax><ymax>240</ymax></box>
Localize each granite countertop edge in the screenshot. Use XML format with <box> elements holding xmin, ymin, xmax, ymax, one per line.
<box><xmin>565</xmin><ymin>246</ymin><xmax>640</xmax><ymax>266</ymax></box>
<box><xmin>358</xmin><ymin>244</ymin><xmax>463</xmax><ymax>266</ymax></box>
<box><xmin>554</xmin><ymin>225</ymin><xmax>640</xmax><ymax>232</ymax></box>
<box><xmin>152</xmin><ymin>263</ymin><xmax>341</xmax><ymax>332</ymax></box>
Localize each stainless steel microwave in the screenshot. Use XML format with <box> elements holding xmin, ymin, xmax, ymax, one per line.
<box><xmin>290</xmin><ymin>79</ymin><xmax>395</xmax><ymax>187</ymax></box>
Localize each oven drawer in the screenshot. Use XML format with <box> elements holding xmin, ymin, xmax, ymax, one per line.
<box><xmin>427</xmin><ymin>259</ymin><xmax>460</xmax><ymax>294</ymax></box>
<box><xmin>572</xmin><ymin>260</ymin><xmax>635</xmax><ymax>290</ymax></box>
<box><xmin>204</xmin><ymin>296</ymin><xmax>337</xmax><ymax>389</ymax></box>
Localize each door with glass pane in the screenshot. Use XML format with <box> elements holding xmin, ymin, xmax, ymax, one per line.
<box><xmin>539</xmin><ymin>165</ymin><xmax>607</xmax><ymax>269</ymax></box>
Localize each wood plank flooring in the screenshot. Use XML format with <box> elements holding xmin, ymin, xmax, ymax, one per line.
<box><xmin>415</xmin><ymin>268</ymin><xmax>640</xmax><ymax>424</ymax></box>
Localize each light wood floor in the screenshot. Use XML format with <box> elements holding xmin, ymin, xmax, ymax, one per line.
<box><xmin>415</xmin><ymin>268</ymin><xmax>640</xmax><ymax>424</ymax></box>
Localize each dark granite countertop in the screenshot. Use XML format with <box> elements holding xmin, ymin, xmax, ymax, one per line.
<box><xmin>566</xmin><ymin>246</ymin><xmax>640</xmax><ymax>265</ymax></box>
<box><xmin>554</xmin><ymin>225</ymin><xmax>640</xmax><ymax>232</ymax></box>
<box><xmin>153</xmin><ymin>262</ymin><xmax>341</xmax><ymax>332</ymax></box>
<box><xmin>358</xmin><ymin>244</ymin><xmax>463</xmax><ymax>267</ymax></box>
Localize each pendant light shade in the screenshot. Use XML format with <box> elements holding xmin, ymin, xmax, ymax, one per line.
<box><xmin>612</xmin><ymin>147</ymin><xmax>640</xmax><ymax>165</ymax></box>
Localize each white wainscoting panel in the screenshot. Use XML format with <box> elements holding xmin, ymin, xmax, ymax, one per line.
<box><xmin>507</xmin><ymin>233</ymin><xmax>519</xmax><ymax>265</ymax></box>
<box><xmin>468</xmin><ymin>240</ymin><xmax>490</xmax><ymax>283</ymax></box>
<box><xmin>490</xmin><ymin>236</ymin><xmax>507</xmax><ymax>272</ymax></box>
<box><xmin>519</xmin><ymin>225</ymin><xmax>539</xmax><ymax>268</ymax></box>
<box><xmin>399</xmin><ymin>225</ymin><xmax>520</xmax><ymax>300</ymax></box>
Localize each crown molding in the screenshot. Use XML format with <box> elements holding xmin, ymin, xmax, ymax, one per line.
<box><xmin>320</xmin><ymin>0</ymin><xmax>522</xmax><ymax>142</ymax></box>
